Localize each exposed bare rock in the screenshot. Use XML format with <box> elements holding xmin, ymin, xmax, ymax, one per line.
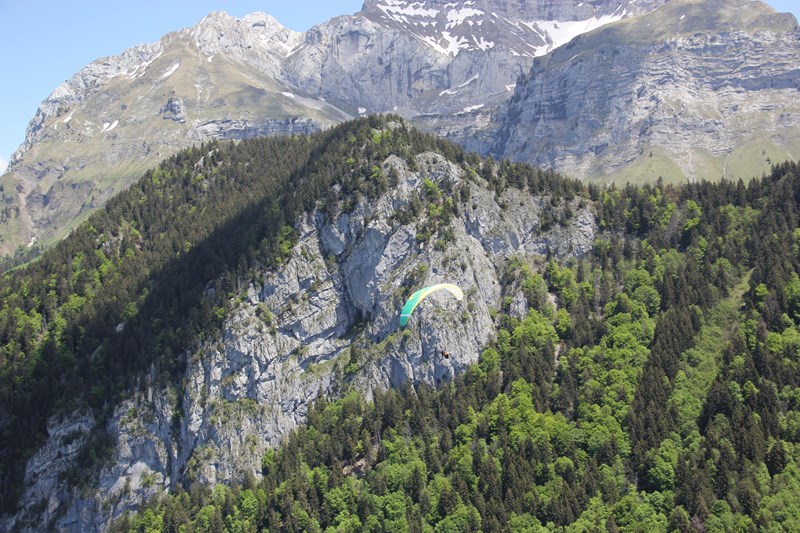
<box><xmin>491</xmin><ymin>0</ymin><xmax>800</xmax><ymax>183</ymax></box>
<box><xmin>4</xmin><ymin>149</ymin><xmax>594</xmax><ymax>532</ymax></box>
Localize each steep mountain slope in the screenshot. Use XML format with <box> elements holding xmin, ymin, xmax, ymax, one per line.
<box><xmin>360</xmin><ymin>0</ymin><xmax>666</xmax><ymax>56</ymax></box>
<box><xmin>0</xmin><ymin>1</ymin><xmax>663</xmax><ymax>257</ymax></box>
<box><xmin>4</xmin><ymin>116</ymin><xmax>800</xmax><ymax>531</ymax></box>
<box><xmin>0</xmin><ymin>117</ymin><xmax>594</xmax><ymax>531</ymax></box>
<box><xmin>491</xmin><ymin>0</ymin><xmax>800</xmax><ymax>183</ymax></box>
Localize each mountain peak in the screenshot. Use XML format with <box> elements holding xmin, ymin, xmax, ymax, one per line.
<box><xmin>191</xmin><ymin>10</ymin><xmax>302</xmax><ymax>57</ymax></box>
<box><xmin>358</xmin><ymin>0</ymin><xmax>670</xmax><ymax>56</ymax></box>
<box><xmin>194</xmin><ymin>10</ymin><xmax>293</xmax><ymax>33</ymax></box>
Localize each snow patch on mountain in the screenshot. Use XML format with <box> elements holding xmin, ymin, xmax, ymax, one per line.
<box><xmin>160</xmin><ymin>63</ymin><xmax>180</xmax><ymax>80</ymax></box>
<box><xmin>472</xmin><ymin>35</ymin><xmax>494</xmax><ymax>50</ymax></box>
<box><xmin>446</xmin><ymin>7</ymin><xmax>484</xmax><ymax>28</ymax></box>
<box><xmin>458</xmin><ymin>74</ymin><xmax>479</xmax><ymax>88</ymax></box>
<box><xmin>521</xmin><ymin>11</ymin><xmax>627</xmax><ymax>55</ymax></box>
<box><xmin>366</xmin><ymin>0</ymin><xmax>642</xmax><ymax>58</ymax></box>
<box><xmin>99</xmin><ymin>120</ymin><xmax>119</xmax><ymax>133</ymax></box>
<box><xmin>439</xmin><ymin>74</ymin><xmax>479</xmax><ymax>96</ymax></box>
<box><xmin>376</xmin><ymin>1</ymin><xmax>440</xmax><ymax>21</ymax></box>
<box><xmin>459</xmin><ymin>104</ymin><xmax>484</xmax><ymax>114</ymax></box>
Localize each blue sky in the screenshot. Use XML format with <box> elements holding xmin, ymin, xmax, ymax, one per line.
<box><xmin>0</xmin><ymin>0</ymin><xmax>798</xmax><ymax>174</ymax></box>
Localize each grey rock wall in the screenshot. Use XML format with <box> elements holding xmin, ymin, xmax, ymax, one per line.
<box><xmin>4</xmin><ymin>149</ymin><xmax>595</xmax><ymax>532</ymax></box>
<box><xmin>491</xmin><ymin>0</ymin><xmax>800</xmax><ymax>182</ymax></box>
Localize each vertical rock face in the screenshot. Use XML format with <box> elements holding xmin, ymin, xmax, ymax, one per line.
<box><xmin>331</xmin><ymin>0</ymin><xmax>669</xmax><ymax>152</ymax></box>
<box><xmin>4</xmin><ymin>148</ymin><xmax>596</xmax><ymax>532</ymax></box>
<box><xmin>1</xmin><ymin>1</ymin><xmax>661</xmax><ymax>256</ymax></box>
<box><xmin>491</xmin><ymin>0</ymin><xmax>800</xmax><ymax>183</ymax></box>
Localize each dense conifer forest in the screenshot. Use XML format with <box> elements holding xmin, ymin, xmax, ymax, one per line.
<box><xmin>2</xmin><ymin>116</ymin><xmax>800</xmax><ymax>530</ymax></box>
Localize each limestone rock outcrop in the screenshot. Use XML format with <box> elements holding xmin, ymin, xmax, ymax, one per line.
<box><xmin>4</xmin><ymin>148</ymin><xmax>595</xmax><ymax>532</ymax></box>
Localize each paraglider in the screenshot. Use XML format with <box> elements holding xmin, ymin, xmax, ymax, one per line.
<box><xmin>399</xmin><ymin>283</ymin><xmax>463</xmax><ymax>327</ymax></box>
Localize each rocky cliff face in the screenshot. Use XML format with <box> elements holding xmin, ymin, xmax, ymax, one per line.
<box><xmin>491</xmin><ymin>0</ymin><xmax>800</xmax><ymax>183</ymax></box>
<box><xmin>1</xmin><ymin>1</ymin><xmax>655</xmax><ymax>256</ymax></box>
<box><xmin>4</xmin><ymin>147</ymin><xmax>595</xmax><ymax>532</ymax></box>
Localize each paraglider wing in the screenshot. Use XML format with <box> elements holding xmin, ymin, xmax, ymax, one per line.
<box><xmin>399</xmin><ymin>283</ymin><xmax>464</xmax><ymax>327</ymax></box>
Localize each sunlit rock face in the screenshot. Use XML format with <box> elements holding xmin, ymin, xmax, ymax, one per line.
<box><xmin>5</xmin><ymin>146</ymin><xmax>596</xmax><ymax>532</ymax></box>
<box><xmin>491</xmin><ymin>0</ymin><xmax>800</xmax><ymax>183</ymax></box>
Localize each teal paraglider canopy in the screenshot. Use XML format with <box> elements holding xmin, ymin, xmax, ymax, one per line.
<box><xmin>399</xmin><ymin>283</ymin><xmax>464</xmax><ymax>327</ymax></box>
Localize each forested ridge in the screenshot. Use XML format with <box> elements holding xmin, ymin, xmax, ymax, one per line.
<box><xmin>0</xmin><ymin>115</ymin><xmax>799</xmax><ymax>531</ymax></box>
<box><xmin>0</xmin><ymin>116</ymin><xmax>488</xmax><ymax>514</ymax></box>
<box><xmin>114</xmin><ymin>159</ymin><xmax>800</xmax><ymax>531</ymax></box>
<box><xmin>113</xmin><ymin>157</ymin><xmax>800</xmax><ymax>531</ymax></box>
